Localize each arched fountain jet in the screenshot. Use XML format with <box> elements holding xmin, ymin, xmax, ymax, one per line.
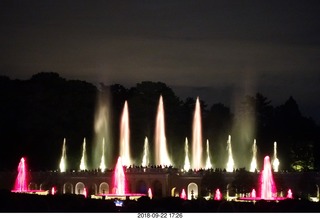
<box><xmin>155</xmin><ymin>95</ymin><xmax>172</xmax><ymax>166</ymax></box>
<box><xmin>192</xmin><ymin>97</ymin><xmax>203</xmax><ymax>170</ymax></box>
<box><xmin>250</xmin><ymin>139</ymin><xmax>258</xmax><ymax>172</ymax></box>
<box><xmin>59</xmin><ymin>138</ymin><xmax>67</xmax><ymax>172</ymax></box>
<box><xmin>120</xmin><ymin>101</ymin><xmax>131</xmax><ymax>166</ymax></box>
<box><xmin>99</xmin><ymin>138</ymin><xmax>106</xmax><ymax>172</ymax></box>
<box><xmin>226</xmin><ymin>135</ymin><xmax>234</xmax><ymax>172</ymax></box>
<box><xmin>141</xmin><ymin>137</ymin><xmax>150</xmax><ymax>167</ymax></box>
<box><xmin>272</xmin><ymin>142</ymin><xmax>280</xmax><ymax>172</ymax></box>
<box><xmin>205</xmin><ymin>139</ymin><xmax>212</xmax><ymax>169</ymax></box>
<box><xmin>183</xmin><ymin>137</ymin><xmax>191</xmax><ymax>171</ymax></box>
<box><xmin>80</xmin><ymin>137</ymin><xmax>87</xmax><ymax>171</ymax></box>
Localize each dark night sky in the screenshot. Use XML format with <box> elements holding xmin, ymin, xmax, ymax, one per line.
<box><xmin>1</xmin><ymin>0</ymin><xmax>320</xmax><ymax>122</ymax></box>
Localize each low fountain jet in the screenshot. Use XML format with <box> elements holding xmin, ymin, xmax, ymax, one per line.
<box><xmin>59</xmin><ymin>138</ymin><xmax>67</xmax><ymax>172</ymax></box>
<box><xmin>250</xmin><ymin>139</ymin><xmax>258</xmax><ymax>172</ymax></box>
<box><xmin>272</xmin><ymin>142</ymin><xmax>280</xmax><ymax>172</ymax></box>
<box><xmin>183</xmin><ymin>137</ymin><xmax>191</xmax><ymax>171</ymax></box>
<box><xmin>99</xmin><ymin>138</ymin><xmax>106</xmax><ymax>172</ymax></box>
<box><xmin>80</xmin><ymin>138</ymin><xmax>87</xmax><ymax>171</ymax></box>
<box><xmin>205</xmin><ymin>139</ymin><xmax>212</xmax><ymax>169</ymax></box>
<box><xmin>226</xmin><ymin>135</ymin><xmax>234</xmax><ymax>172</ymax></box>
<box><xmin>141</xmin><ymin>137</ymin><xmax>150</xmax><ymax>167</ymax></box>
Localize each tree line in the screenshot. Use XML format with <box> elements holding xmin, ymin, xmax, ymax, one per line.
<box><xmin>0</xmin><ymin>72</ymin><xmax>319</xmax><ymax>171</ymax></box>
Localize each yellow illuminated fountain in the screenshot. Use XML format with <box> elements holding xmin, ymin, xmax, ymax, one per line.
<box><xmin>250</xmin><ymin>139</ymin><xmax>258</xmax><ymax>172</ymax></box>
<box><xmin>120</xmin><ymin>101</ymin><xmax>131</xmax><ymax>166</ymax></box>
<box><xmin>226</xmin><ymin>135</ymin><xmax>234</xmax><ymax>172</ymax></box>
<box><xmin>141</xmin><ymin>137</ymin><xmax>150</xmax><ymax>166</ymax></box>
<box><xmin>59</xmin><ymin>138</ymin><xmax>67</xmax><ymax>172</ymax></box>
<box><xmin>79</xmin><ymin>137</ymin><xmax>87</xmax><ymax>171</ymax></box>
<box><xmin>183</xmin><ymin>137</ymin><xmax>191</xmax><ymax>171</ymax></box>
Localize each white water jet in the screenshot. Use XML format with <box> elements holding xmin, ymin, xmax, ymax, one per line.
<box><xmin>59</xmin><ymin>138</ymin><xmax>67</xmax><ymax>172</ymax></box>
<box><xmin>192</xmin><ymin>97</ymin><xmax>203</xmax><ymax>170</ymax></box>
<box><xmin>226</xmin><ymin>135</ymin><xmax>234</xmax><ymax>172</ymax></box>
<box><xmin>272</xmin><ymin>142</ymin><xmax>280</xmax><ymax>172</ymax></box>
<box><xmin>250</xmin><ymin>139</ymin><xmax>258</xmax><ymax>172</ymax></box>
<box><xmin>141</xmin><ymin>137</ymin><xmax>150</xmax><ymax>167</ymax></box>
<box><xmin>205</xmin><ymin>139</ymin><xmax>212</xmax><ymax>169</ymax></box>
<box><xmin>99</xmin><ymin>138</ymin><xmax>106</xmax><ymax>172</ymax></box>
<box><xmin>120</xmin><ymin>101</ymin><xmax>131</xmax><ymax>166</ymax></box>
<box><xmin>183</xmin><ymin>137</ymin><xmax>191</xmax><ymax>171</ymax></box>
<box><xmin>155</xmin><ymin>95</ymin><xmax>172</xmax><ymax>166</ymax></box>
<box><xmin>80</xmin><ymin>138</ymin><xmax>87</xmax><ymax>171</ymax></box>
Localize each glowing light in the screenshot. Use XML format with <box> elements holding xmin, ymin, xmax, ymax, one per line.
<box><xmin>192</xmin><ymin>97</ymin><xmax>203</xmax><ymax>170</ymax></box>
<box><xmin>83</xmin><ymin>187</ymin><xmax>87</xmax><ymax>198</ymax></box>
<box><xmin>261</xmin><ymin>156</ymin><xmax>277</xmax><ymax>199</ymax></box>
<box><xmin>142</xmin><ymin>137</ymin><xmax>150</xmax><ymax>167</ymax></box>
<box><xmin>155</xmin><ymin>95</ymin><xmax>172</xmax><ymax>166</ymax></box>
<box><xmin>99</xmin><ymin>138</ymin><xmax>106</xmax><ymax>172</ymax></box>
<box><xmin>80</xmin><ymin>138</ymin><xmax>87</xmax><ymax>171</ymax></box>
<box><xmin>205</xmin><ymin>139</ymin><xmax>212</xmax><ymax>169</ymax></box>
<box><xmin>250</xmin><ymin>139</ymin><xmax>258</xmax><ymax>172</ymax></box>
<box><xmin>113</xmin><ymin>156</ymin><xmax>126</xmax><ymax>195</ymax></box>
<box><xmin>59</xmin><ymin>138</ymin><xmax>67</xmax><ymax>172</ymax></box>
<box><xmin>183</xmin><ymin>137</ymin><xmax>191</xmax><ymax>171</ymax></box>
<box><xmin>180</xmin><ymin>189</ymin><xmax>187</xmax><ymax>200</ymax></box>
<box><xmin>226</xmin><ymin>135</ymin><xmax>234</xmax><ymax>172</ymax></box>
<box><xmin>148</xmin><ymin>188</ymin><xmax>153</xmax><ymax>199</ymax></box>
<box><xmin>51</xmin><ymin>187</ymin><xmax>56</xmax><ymax>195</ymax></box>
<box><xmin>273</xmin><ymin>142</ymin><xmax>280</xmax><ymax>172</ymax></box>
<box><xmin>287</xmin><ymin>189</ymin><xmax>293</xmax><ymax>199</ymax></box>
<box><xmin>214</xmin><ymin>189</ymin><xmax>222</xmax><ymax>200</ymax></box>
<box><xmin>120</xmin><ymin>101</ymin><xmax>131</xmax><ymax>166</ymax></box>
<box><xmin>251</xmin><ymin>189</ymin><xmax>256</xmax><ymax>198</ymax></box>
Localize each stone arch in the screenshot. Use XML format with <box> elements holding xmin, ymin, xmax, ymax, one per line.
<box><xmin>187</xmin><ymin>182</ymin><xmax>198</xmax><ymax>200</ymax></box>
<box><xmin>99</xmin><ymin>182</ymin><xmax>109</xmax><ymax>194</ymax></box>
<box><xmin>75</xmin><ymin>182</ymin><xmax>86</xmax><ymax>195</ymax></box>
<box><xmin>63</xmin><ymin>182</ymin><xmax>73</xmax><ymax>194</ymax></box>
<box><xmin>136</xmin><ymin>180</ymin><xmax>148</xmax><ymax>194</ymax></box>
<box><xmin>152</xmin><ymin>180</ymin><xmax>162</xmax><ymax>198</ymax></box>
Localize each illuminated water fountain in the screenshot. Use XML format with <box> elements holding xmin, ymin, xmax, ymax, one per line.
<box><xmin>79</xmin><ymin>137</ymin><xmax>87</xmax><ymax>171</ymax></box>
<box><xmin>272</xmin><ymin>142</ymin><xmax>280</xmax><ymax>172</ymax></box>
<box><xmin>11</xmin><ymin>157</ymin><xmax>48</xmax><ymax>195</ymax></box>
<box><xmin>183</xmin><ymin>137</ymin><xmax>191</xmax><ymax>171</ymax></box>
<box><xmin>155</xmin><ymin>95</ymin><xmax>172</xmax><ymax>166</ymax></box>
<box><xmin>59</xmin><ymin>138</ymin><xmax>67</xmax><ymax>172</ymax></box>
<box><xmin>250</xmin><ymin>139</ymin><xmax>258</xmax><ymax>172</ymax></box>
<box><xmin>226</xmin><ymin>135</ymin><xmax>234</xmax><ymax>172</ymax></box>
<box><xmin>141</xmin><ymin>137</ymin><xmax>150</xmax><ymax>166</ymax></box>
<box><xmin>205</xmin><ymin>139</ymin><xmax>212</xmax><ymax>169</ymax></box>
<box><xmin>99</xmin><ymin>138</ymin><xmax>106</xmax><ymax>172</ymax></box>
<box><xmin>120</xmin><ymin>101</ymin><xmax>131</xmax><ymax>166</ymax></box>
<box><xmin>192</xmin><ymin>97</ymin><xmax>203</xmax><ymax>170</ymax></box>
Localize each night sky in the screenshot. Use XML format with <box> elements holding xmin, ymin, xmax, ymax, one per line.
<box><xmin>1</xmin><ymin>0</ymin><xmax>320</xmax><ymax>122</ymax></box>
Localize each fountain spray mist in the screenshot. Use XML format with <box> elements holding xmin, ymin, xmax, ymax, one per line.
<box><xmin>250</xmin><ymin>139</ymin><xmax>258</xmax><ymax>172</ymax></box>
<box><xmin>205</xmin><ymin>139</ymin><xmax>212</xmax><ymax>169</ymax></box>
<box><xmin>226</xmin><ymin>135</ymin><xmax>234</xmax><ymax>172</ymax></box>
<box><xmin>59</xmin><ymin>138</ymin><xmax>67</xmax><ymax>172</ymax></box>
<box><xmin>192</xmin><ymin>97</ymin><xmax>203</xmax><ymax>170</ymax></box>
<box><xmin>155</xmin><ymin>95</ymin><xmax>171</xmax><ymax>166</ymax></box>
<box><xmin>183</xmin><ymin>137</ymin><xmax>190</xmax><ymax>171</ymax></box>
<box><xmin>120</xmin><ymin>101</ymin><xmax>131</xmax><ymax>166</ymax></box>
<box><xmin>142</xmin><ymin>137</ymin><xmax>150</xmax><ymax>167</ymax></box>
<box><xmin>273</xmin><ymin>142</ymin><xmax>280</xmax><ymax>172</ymax></box>
<box><xmin>80</xmin><ymin>137</ymin><xmax>87</xmax><ymax>170</ymax></box>
<box><xmin>93</xmin><ymin>91</ymin><xmax>113</xmax><ymax>169</ymax></box>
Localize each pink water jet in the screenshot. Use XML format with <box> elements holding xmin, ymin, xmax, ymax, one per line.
<box><xmin>214</xmin><ymin>189</ymin><xmax>222</xmax><ymax>200</ymax></box>
<box><xmin>13</xmin><ymin>157</ymin><xmax>28</xmax><ymax>192</ymax></box>
<box><xmin>180</xmin><ymin>189</ymin><xmax>187</xmax><ymax>200</ymax></box>
<box><xmin>287</xmin><ymin>189</ymin><xmax>293</xmax><ymax>199</ymax></box>
<box><xmin>113</xmin><ymin>156</ymin><xmax>126</xmax><ymax>195</ymax></box>
<box><xmin>148</xmin><ymin>188</ymin><xmax>153</xmax><ymax>199</ymax></box>
<box><xmin>260</xmin><ymin>156</ymin><xmax>277</xmax><ymax>199</ymax></box>
<box><xmin>251</xmin><ymin>189</ymin><xmax>256</xmax><ymax>198</ymax></box>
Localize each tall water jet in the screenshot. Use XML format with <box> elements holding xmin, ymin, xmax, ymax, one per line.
<box><xmin>226</xmin><ymin>135</ymin><xmax>234</xmax><ymax>172</ymax></box>
<box><xmin>113</xmin><ymin>156</ymin><xmax>126</xmax><ymax>195</ymax></box>
<box><xmin>192</xmin><ymin>97</ymin><xmax>203</xmax><ymax>170</ymax></box>
<box><xmin>155</xmin><ymin>95</ymin><xmax>172</xmax><ymax>166</ymax></box>
<box><xmin>183</xmin><ymin>137</ymin><xmax>191</xmax><ymax>171</ymax></box>
<box><xmin>13</xmin><ymin>157</ymin><xmax>28</xmax><ymax>192</ymax></box>
<box><xmin>261</xmin><ymin>156</ymin><xmax>277</xmax><ymax>199</ymax></box>
<box><xmin>59</xmin><ymin>138</ymin><xmax>67</xmax><ymax>172</ymax></box>
<box><xmin>99</xmin><ymin>138</ymin><xmax>106</xmax><ymax>172</ymax></box>
<box><xmin>250</xmin><ymin>139</ymin><xmax>258</xmax><ymax>172</ymax></box>
<box><xmin>93</xmin><ymin>91</ymin><xmax>112</xmax><ymax>169</ymax></box>
<box><xmin>272</xmin><ymin>142</ymin><xmax>280</xmax><ymax>172</ymax></box>
<box><xmin>142</xmin><ymin>137</ymin><xmax>150</xmax><ymax>167</ymax></box>
<box><xmin>120</xmin><ymin>101</ymin><xmax>131</xmax><ymax>166</ymax></box>
<box><xmin>80</xmin><ymin>138</ymin><xmax>87</xmax><ymax>171</ymax></box>
<box><xmin>205</xmin><ymin>139</ymin><xmax>212</xmax><ymax>169</ymax></box>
